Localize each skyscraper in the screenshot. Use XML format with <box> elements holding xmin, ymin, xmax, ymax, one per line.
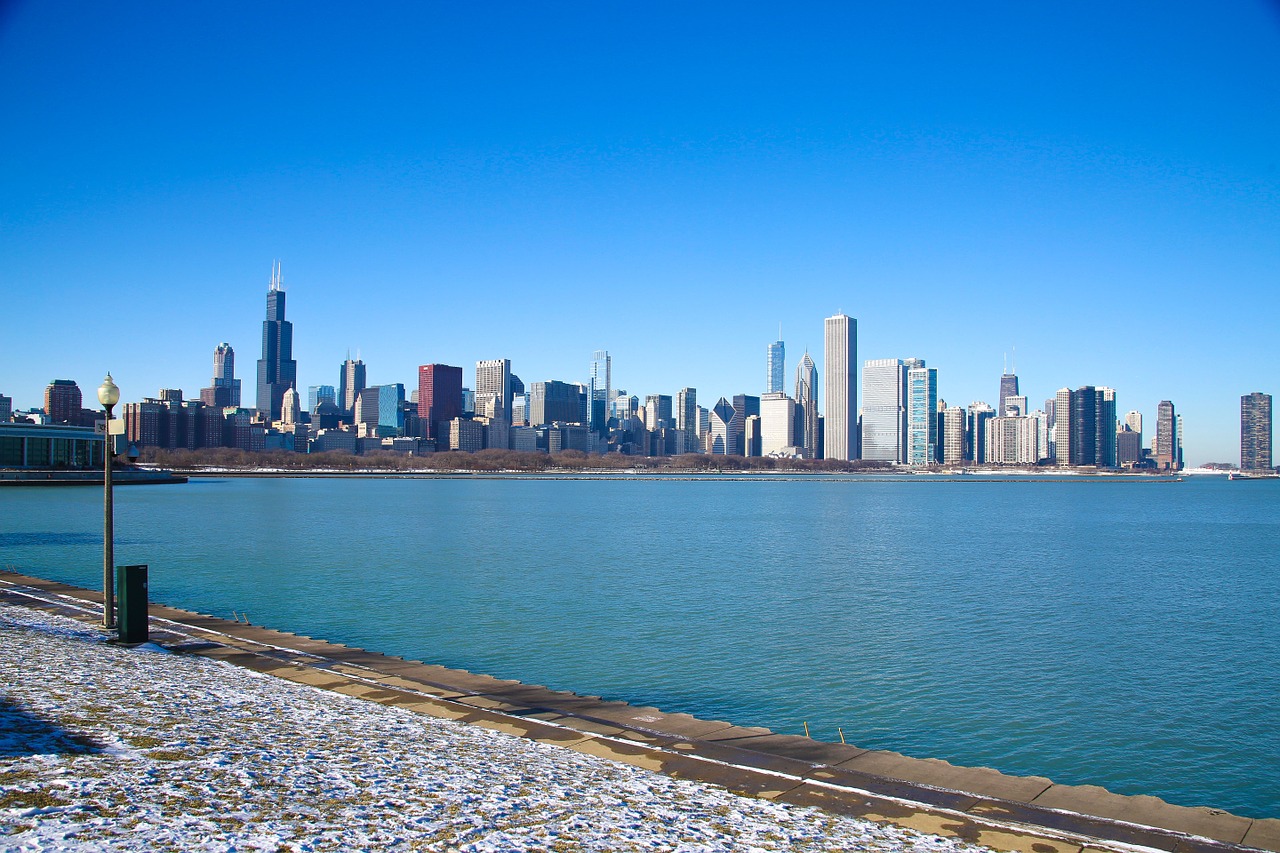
<box><xmin>1052</xmin><ymin>389</ymin><xmax>1072</xmax><ymax>465</ymax></box>
<box><xmin>1241</xmin><ymin>392</ymin><xmax>1272</xmax><ymax>472</ymax></box>
<box><xmin>281</xmin><ymin>385</ymin><xmax>301</xmax><ymax>427</ymax></box>
<box><xmin>998</xmin><ymin>369</ymin><xmax>1019</xmax><ymax>419</ymax></box>
<box><xmin>732</xmin><ymin>394</ymin><xmax>760</xmax><ymax>456</ymax></box>
<box><xmin>1155</xmin><ymin>400</ymin><xmax>1177</xmax><ymax>471</ymax></box>
<box><xmin>308</xmin><ymin>385</ymin><xmax>336</xmax><ymax>414</ymax></box>
<box><xmin>906</xmin><ymin>360</ymin><xmax>938</xmax><ymax>466</ymax></box>
<box><xmin>476</xmin><ymin>359</ymin><xmax>513</xmax><ymax>425</ymax></box>
<box><xmin>676</xmin><ymin>387</ymin><xmax>697</xmax><ymax>450</ymax></box>
<box><xmin>794</xmin><ymin>352</ymin><xmax>818</xmax><ymax>459</ymax></box>
<box><xmin>644</xmin><ymin>394</ymin><xmax>673</xmax><ymax>430</ymax></box>
<box><xmin>1055</xmin><ymin>386</ymin><xmax>1117</xmax><ymax>467</ymax></box>
<box><xmin>531</xmin><ymin>380</ymin><xmax>582</xmax><ymax>426</ymax></box>
<box><xmin>255</xmin><ymin>262</ymin><xmax>297</xmax><ymax>421</ymax></box>
<box><xmin>766</xmin><ymin>339</ymin><xmax>785</xmax><ymax>394</ymax></box>
<box><xmin>823</xmin><ymin>314</ymin><xmax>856</xmax><ymax>461</ymax></box>
<box><xmin>1096</xmin><ymin>388</ymin><xmax>1117</xmax><ymax>468</ymax></box>
<box><xmin>862</xmin><ymin>358</ymin><xmax>906</xmax><ymax>462</ymax></box>
<box><xmin>590</xmin><ymin>350</ymin><xmax>611</xmax><ymax>436</ymax></box>
<box><xmin>707</xmin><ymin>397</ymin><xmax>736</xmax><ymax>455</ymax></box>
<box><xmin>941</xmin><ymin>405</ymin><xmax>967</xmax><ymax>465</ymax></box>
<box><xmin>214</xmin><ymin>343</ymin><xmax>241</xmax><ymax>406</ymax></box>
<box><xmin>418</xmin><ymin>364</ymin><xmax>463</xmax><ymax>440</ymax></box>
<box><xmin>760</xmin><ymin>392</ymin><xmax>795</xmax><ymax>455</ymax></box>
<box><xmin>968</xmin><ymin>401</ymin><xmax>996</xmax><ymax>463</ymax></box>
<box><xmin>339</xmin><ymin>357</ymin><xmax>366</xmax><ymax>416</ymax></box>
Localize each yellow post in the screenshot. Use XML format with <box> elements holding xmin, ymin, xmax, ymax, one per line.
<box><xmin>838</xmin><ymin>727</ymin><xmax>846</xmax><ymax>744</ymax></box>
<box><xmin>803</xmin><ymin>721</ymin><xmax>810</xmax><ymax>738</ymax></box>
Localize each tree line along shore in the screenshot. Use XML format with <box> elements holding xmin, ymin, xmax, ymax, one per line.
<box><xmin>137</xmin><ymin>447</ymin><xmax>900</xmax><ymax>474</ymax></box>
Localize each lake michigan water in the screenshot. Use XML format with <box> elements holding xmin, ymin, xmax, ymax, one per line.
<box><xmin>2</xmin><ymin>473</ymin><xmax>1277</xmax><ymax>817</ymax></box>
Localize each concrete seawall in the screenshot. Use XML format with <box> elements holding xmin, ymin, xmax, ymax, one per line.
<box><xmin>1</xmin><ymin>568</ymin><xmax>1275</xmax><ymax>853</ymax></box>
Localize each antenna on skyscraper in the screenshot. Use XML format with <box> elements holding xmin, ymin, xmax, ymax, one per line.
<box><xmin>1012</xmin><ymin>346</ymin><xmax>1016</xmax><ymax>374</ymax></box>
<box><xmin>1003</xmin><ymin>352</ymin><xmax>1008</xmax><ymax>375</ymax></box>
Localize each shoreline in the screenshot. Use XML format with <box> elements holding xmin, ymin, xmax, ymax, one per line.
<box><xmin>158</xmin><ymin>467</ymin><xmax>1188</xmax><ymax>482</ymax></box>
<box><xmin>1</xmin><ymin>568</ymin><xmax>1274</xmax><ymax>852</ymax></box>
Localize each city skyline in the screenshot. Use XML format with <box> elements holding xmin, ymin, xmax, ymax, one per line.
<box><xmin>3</xmin><ymin>4</ymin><xmax>1278</xmax><ymax>464</ymax></box>
<box><xmin>0</xmin><ymin>270</ymin><xmax>1267</xmax><ymax>467</ymax></box>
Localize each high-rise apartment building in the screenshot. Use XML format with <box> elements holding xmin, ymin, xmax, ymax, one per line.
<box><xmin>1096</xmin><ymin>388</ymin><xmax>1117</xmax><ymax>468</ymax></box>
<box><xmin>823</xmin><ymin>314</ymin><xmax>856</xmax><ymax>461</ymax></box>
<box><xmin>941</xmin><ymin>405</ymin><xmax>967</xmax><ymax>465</ymax></box>
<box><xmin>766</xmin><ymin>340</ymin><xmax>785</xmax><ymax>394</ymax></box>
<box><xmin>965</xmin><ymin>401</ymin><xmax>995</xmax><ymax>463</ymax></box>
<box><xmin>476</xmin><ymin>359</ymin><xmax>512</xmax><ymax>426</ymax></box>
<box><xmin>794</xmin><ymin>352</ymin><xmax>818</xmax><ymax>460</ymax></box>
<box><xmin>1241</xmin><ymin>392</ymin><xmax>1272</xmax><ymax>472</ymax></box>
<box><xmin>988</xmin><ymin>415</ymin><xmax>1040</xmax><ymax>465</ymax></box>
<box><xmin>0</xmin><ymin>393</ymin><xmax>12</xmax><ymax>422</ymax></box>
<box><xmin>1003</xmin><ymin>395</ymin><xmax>1028</xmax><ymax>417</ymax></box>
<box><xmin>255</xmin><ymin>262</ymin><xmax>297</xmax><ymax>421</ymax></box>
<box><xmin>43</xmin><ymin>379</ymin><xmax>83</xmax><ymax>425</ymax></box>
<box><xmin>1125</xmin><ymin>410</ymin><xmax>1143</xmax><ymax>436</ymax></box>
<box><xmin>1052</xmin><ymin>389</ymin><xmax>1072</xmax><ymax>465</ymax></box>
<box><xmin>862</xmin><ymin>358</ymin><xmax>906</xmax><ymax>462</ymax></box>
<box><xmin>418</xmin><ymin>364</ymin><xmax>463</xmax><ymax>440</ymax></box>
<box><xmin>339</xmin><ymin>357</ymin><xmax>366</xmax><ymax>416</ymax></box>
<box><xmin>1057</xmin><ymin>386</ymin><xmax>1117</xmax><ymax>467</ymax></box>
<box><xmin>906</xmin><ymin>360</ymin><xmax>938</xmax><ymax>466</ymax></box>
<box><xmin>1155</xmin><ymin>400</ymin><xmax>1177</xmax><ymax>471</ymax></box>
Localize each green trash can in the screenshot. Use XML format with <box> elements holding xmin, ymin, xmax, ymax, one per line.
<box><xmin>116</xmin><ymin>564</ymin><xmax>149</xmax><ymax>644</ymax></box>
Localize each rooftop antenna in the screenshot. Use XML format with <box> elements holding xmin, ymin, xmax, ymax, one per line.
<box><xmin>1012</xmin><ymin>345</ymin><xmax>1017</xmax><ymax>374</ymax></box>
<box><xmin>1003</xmin><ymin>352</ymin><xmax>1008</xmax><ymax>375</ymax></box>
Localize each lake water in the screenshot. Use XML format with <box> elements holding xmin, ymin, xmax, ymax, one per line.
<box><xmin>2</xmin><ymin>473</ymin><xmax>1277</xmax><ymax>818</ymax></box>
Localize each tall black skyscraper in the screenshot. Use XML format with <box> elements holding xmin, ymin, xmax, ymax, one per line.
<box><xmin>256</xmin><ymin>261</ymin><xmax>297</xmax><ymax>421</ymax></box>
<box><xmin>998</xmin><ymin>355</ymin><xmax>1019</xmax><ymax>417</ymax></box>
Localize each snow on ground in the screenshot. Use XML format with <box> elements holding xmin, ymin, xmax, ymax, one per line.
<box><xmin>0</xmin><ymin>604</ymin><xmax>994</xmax><ymax>852</ymax></box>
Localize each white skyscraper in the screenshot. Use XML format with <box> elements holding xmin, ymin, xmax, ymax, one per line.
<box><xmin>766</xmin><ymin>340</ymin><xmax>785</xmax><ymax>394</ymax></box>
<box><xmin>759</xmin><ymin>392</ymin><xmax>795</xmax><ymax>456</ymax></box>
<box><xmin>476</xmin><ymin>359</ymin><xmax>512</xmax><ymax>425</ymax></box>
<box><xmin>862</xmin><ymin>358</ymin><xmax>906</xmax><ymax>462</ymax></box>
<box><xmin>823</xmin><ymin>314</ymin><xmax>856</xmax><ymax>461</ymax></box>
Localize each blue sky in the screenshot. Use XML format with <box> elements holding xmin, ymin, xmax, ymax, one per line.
<box><xmin>2</xmin><ymin>2</ymin><xmax>1277</xmax><ymax>464</ymax></box>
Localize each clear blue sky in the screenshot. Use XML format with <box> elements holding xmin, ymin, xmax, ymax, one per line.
<box><xmin>2</xmin><ymin>2</ymin><xmax>1277</xmax><ymax>464</ymax></box>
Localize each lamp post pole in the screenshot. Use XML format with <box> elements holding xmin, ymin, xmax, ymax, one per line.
<box><xmin>98</xmin><ymin>374</ymin><xmax>120</xmax><ymax>629</ymax></box>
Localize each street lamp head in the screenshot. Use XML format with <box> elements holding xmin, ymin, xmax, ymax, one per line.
<box><xmin>97</xmin><ymin>373</ymin><xmax>120</xmax><ymax>408</ymax></box>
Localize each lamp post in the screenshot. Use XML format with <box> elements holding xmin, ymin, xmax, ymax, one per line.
<box><xmin>97</xmin><ymin>373</ymin><xmax>120</xmax><ymax>629</ymax></box>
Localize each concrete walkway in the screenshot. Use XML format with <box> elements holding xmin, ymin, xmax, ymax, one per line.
<box><xmin>2</xmin><ymin>569</ymin><xmax>1275</xmax><ymax>853</ymax></box>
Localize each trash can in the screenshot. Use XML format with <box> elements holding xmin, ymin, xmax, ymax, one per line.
<box><xmin>116</xmin><ymin>564</ymin><xmax>149</xmax><ymax>644</ymax></box>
